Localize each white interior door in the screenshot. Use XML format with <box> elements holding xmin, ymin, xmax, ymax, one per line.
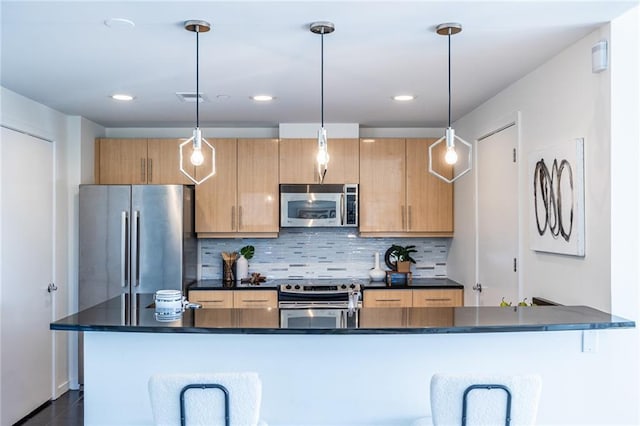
<box><xmin>476</xmin><ymin>124</ymin><xmax>519</xmax><ymax>306</ymax></box>
<box><xmin>1</xmin><ymin>126</ymin><xmax>55</xmax><ymax>424</ymax></box>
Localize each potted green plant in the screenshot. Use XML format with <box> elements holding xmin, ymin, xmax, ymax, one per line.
<box><xmin>388</xmin><ymin>244</ymin><xmax>417</xmax><ymax>273</ymax></box>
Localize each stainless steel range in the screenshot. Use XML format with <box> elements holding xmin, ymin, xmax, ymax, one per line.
<box><xmin>278</xmin><ymin>280</ymin><xmax>362</xmax><ymax>328</ymax></box>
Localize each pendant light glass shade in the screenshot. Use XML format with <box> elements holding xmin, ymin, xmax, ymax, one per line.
<box><xmin>428</xmin><ymin>23</ymin><xmax>472</xmax><ymax>184</ymax></box>
<box><xmin>179</xmin><ymin>20</ymin><xmax>215</xmax><ymax>185</ymax></box>
<box><xmin>310</xmin><ymin>21</ymin><xmax>334</xmax><ymax>183</ymax></box>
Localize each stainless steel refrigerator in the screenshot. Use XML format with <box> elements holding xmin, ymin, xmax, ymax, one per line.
<box><xmin>78</xmin><ymin>184</ymin><xmax>197</xmax><ymax>316</ymax></box>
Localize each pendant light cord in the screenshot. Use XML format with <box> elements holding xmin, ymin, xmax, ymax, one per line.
<box><xmin>447</xmin><ymin>29</ymin><xmax>452</xmax><ymax>128</ymax></box>
<box><xmin>320</xmin><ymin>30</ymin><xmax>325</xmax><ymax>127</ymax></box>
<box><xmin>196</xmin><ymin>26</ymin><xmax>200</xmax><ymax>128</ymax></box>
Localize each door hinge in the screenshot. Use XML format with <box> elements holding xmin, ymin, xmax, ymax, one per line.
<box><xmin>513</xmin><ymin>148</ymin><xmax>517</xmax><ymax>163</ymax></box>
<box><xmin>513</xmin><ymin>258</ymin><xmax>517</xmax><ymax>272</ymax></box>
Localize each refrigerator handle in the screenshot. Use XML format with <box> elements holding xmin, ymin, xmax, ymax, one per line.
<box><xmin>121</xmin><ymin>211</ymin><xmax>129</xmax><ymax>288</ymax></box>
<box><xmin>133</xmin><ymin>210</ymin><xmax>141</xmax><ymax>287</ymax></box>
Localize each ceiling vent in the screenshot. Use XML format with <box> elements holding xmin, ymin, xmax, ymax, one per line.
<box><xmin>175</xmin><ymin>92</ymin><xmax>207</xmax><ymax>103</ymax></box>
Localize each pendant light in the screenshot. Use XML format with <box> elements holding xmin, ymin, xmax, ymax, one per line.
<box><xmin>310</xmin><ymin>21</ymin><xmax>335</xmax><ymax>183</ymax></box>
<box><xmin>428</xmin><ymin>23</ymin><xmax>472</xmax><ymax>184</ymax></box>
<box><xmin>179</xmin><ymin>20</ymin><xmax>216</xmax><ymax>185</ymax></box>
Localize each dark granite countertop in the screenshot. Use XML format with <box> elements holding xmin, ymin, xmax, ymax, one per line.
<box><xmin>51</xmin><ymin>294</ymin><xmax>634</xmax><ymax>335</ymax></box>
<box><xmin>187</xmin><ymin>277</ymin><xmax>463</xmax><ymax>291</ymax></box>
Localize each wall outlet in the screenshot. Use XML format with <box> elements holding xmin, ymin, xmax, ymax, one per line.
<box><xmin>582</xmin><ymin>330</ymin><xmax>599</xmax><ymax>353</ymax></box>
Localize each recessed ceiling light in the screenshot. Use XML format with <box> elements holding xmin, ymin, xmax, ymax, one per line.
<box><xmin>393</xmin><ymin>95</ymin><xmax>415</xmax><ymax>101</ymax></box>
<box><xmin>251</xmin><ymin>95</ymin><xmax>274</xmax><ymax>102</ymax></box>
<box><xmin>111</xmin><ymin>94</ymin><xmax>134</xmax><ymax>101</ymax></box>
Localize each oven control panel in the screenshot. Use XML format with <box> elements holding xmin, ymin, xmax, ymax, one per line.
<box><xmin>279</xmin><ymin>282</ymin><xmax>361</xmax><ymax>294</ymax></box>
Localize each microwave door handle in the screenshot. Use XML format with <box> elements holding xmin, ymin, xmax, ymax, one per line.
<box><xmin>340</xmin><ymin>193</ymin><xmax>345</xmax><ymax>225</ymax></box>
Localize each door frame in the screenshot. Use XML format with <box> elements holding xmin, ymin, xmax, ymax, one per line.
<box><xmin>473</xmin><ymin>112</ymin><xmax>523</xmax><ymax>304</ymax></box>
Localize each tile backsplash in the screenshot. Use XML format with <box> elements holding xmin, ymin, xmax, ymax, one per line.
<box><xmin>200</xmin><ymin>228</ymin><xmax>450</xmax><ymax>280</ymax></box>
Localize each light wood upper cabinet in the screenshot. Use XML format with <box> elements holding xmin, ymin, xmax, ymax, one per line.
<box><xmin>97</xmin><ymin>138</ymin><xmax>148</xmax><ymax>184</ymax></box>
<box><xmin>147</xmin><ymin>139</ymin><xmax>194</xmax><ymax>184</ymax></box>
<box><xmin>236</xmin><ymin>139</ymin><xmax>279</xmax><ymax>233</ymax></box>
<box><xmin>279</xmin><ymin>138</ymin><xmax>359</xmax><ymax>184</ymax></box>
<box><xmin>359</xmin><ymin>138</ymin><xmax>453</xmax><ymax>236</ymax></box>
<box><xmin>195</xmin><ymin>138</ymin><xmax>237</xmax><ymax>234</ymax></box>
<box><xmin>195</xmin><ymin>138</ymin><xmax>279</xmax><ymax>237</ymax></box>
<box><xmin>359</xmin><ymin>138</ymin><xmax>406</xmax><ymax>233</ymax></box>
<box><xmin>96</xmin><ymin>138</ymin><xmax>195</xmax><ymax>184</ymax></box>
<box><xmin>405</xmin><ymin>139</ymin><xmax>453</xmax><ymax>233</ymax></box>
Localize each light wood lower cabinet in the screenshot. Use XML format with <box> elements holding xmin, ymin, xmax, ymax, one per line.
<box><xmin>190</xmin><ymin>289</ymin><xmax>279</xmax><ymax>328</ymax></box>
<box><xmin>412</xmin><ymin>289</ymin><xmax>463</xmax><ymax>307</ymax></box>
<box><xmin>189</xmin><ymin>289</ymin><xmax>277</xmax><ymax>309</ymax></box>
<box><xmin>363</xmin><ymin>290</ymin><xmax>413</xmax><ymax>308</ymax></box>
<box><xmin>363</xmin><ymin>289</ymin><xmax>463</xmax><ymax>308</ymax></box>
<box><xmin>233</xmin><ymin>290</ymin><xmax>277</xmax><ymax>309</ymax></box>
<box><xmin>361</xmin><ymin>288</ymin><xmax>462</xmax><ymax>328</ymax></box>
<box><xmin>187</xmin><ymin>290</ymin><xmax>233</xmax><ymax>309</ymax></box>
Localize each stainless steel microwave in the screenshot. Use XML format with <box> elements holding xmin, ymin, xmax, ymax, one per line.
<box><xmin>280</xmin><ymin>184</ymin><xmax>358</xmax><ymax>227</ymax></box>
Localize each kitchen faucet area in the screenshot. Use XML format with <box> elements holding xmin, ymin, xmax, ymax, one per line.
<box><xmin>2</xmin><ymin>1</ymin><xmax>640</xmax><ymax>425</ymax></box>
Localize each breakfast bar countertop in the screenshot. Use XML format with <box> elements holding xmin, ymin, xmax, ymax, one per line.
<box><xmin>51</xmin><ymin>294</ymin><xmax>634</xmax><ymax>335</ymax></box>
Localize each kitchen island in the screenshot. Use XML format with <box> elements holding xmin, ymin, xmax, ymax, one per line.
<box><xmin>52</xmin><ymin>296</ymin><xmax>635</xmax><ymax>425</ymax></box>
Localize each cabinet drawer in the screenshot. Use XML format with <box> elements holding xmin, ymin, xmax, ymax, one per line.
<box><xmin>412</xmin><ymin>289</ymin><xmax>463</xmax><ymax>307</ymax></box>
<box><xmin>363</xmin><ymin>290</ymin><xmax>412</xmax><ymax>308</ymax></box>
<box><xmin>233</xmin><ymin>290</ymin><xmax>277</xmax><ymax>309</ymax></box>
<box><xmin>188</xmin><ymin>290</ymin><xmax>233</xmax><ymax>309</ymax></box>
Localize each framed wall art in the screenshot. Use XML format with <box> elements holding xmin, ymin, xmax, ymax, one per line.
<box><xmin>528</xmin><ymin>138</ymin><xmax>585</xmax><ymax>256</ymax></box>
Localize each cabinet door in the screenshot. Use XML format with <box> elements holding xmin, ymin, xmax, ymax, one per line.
<box><xmin>237</xmin><ymin>139</ymin><xmax>279</xmax><ymax>233</ymax></box>
<box><xmin>195</xmin><ymin>139</ymin><xmax>238</xmax><ymax>233</ymax></box>
<box><xmin>359</xmin><ymin>138</ymin><xmax>406</xmax><ymax>232</ymax></box>
<box><xmin>147</xmin><ymin>139</ymin><xmax>193</xmax><ymax>184</ymax></box>
<box><xmin>279</xmin><ymin>138</ymin><xmax>317</xmax><ymax>183</ymax></box>
<box><xmin>363</xmin><ymin>289</ymin><xmax>412</xmax><ymax>308</ymax></box>
<box><xmin>233</xmin><ymin>290</ymin><xmax>278</xmax><ymax>309</ymax></box>
<box><xmin>97</xmin><ymin>138</ymin><xmax>148</xmax><ymax>184</ymax></box>
<box><xmin>406</xmin><ymin>139</ymin><xmax>453</xmax><ymax>233</ymax></box>
<box><xmin>188</xmin><ymin>290</ymin><xmax>234</xmax><ymax>308</ymax></box>
<box><xmin>279</xmin><ymin>138</ymin><xmax>360</xmax><ymax>184</ymax></box>
<box><xmin>324</xmin><ymin>138</ymin><xmax>359</xmax><ymax>184</ymax></box>
<box><xmin>412</xmin><ymin>289</ymin><xmax>463</xmax><ymax>307</ymax></box>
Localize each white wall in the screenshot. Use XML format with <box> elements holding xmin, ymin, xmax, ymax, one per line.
<box><xmin>447</xmin><ymin>9</ymin><xmax>640</xmax><ymax>422</ymax></box>
<box><xmin>0</xmin><ymin>87</ymin><xmax>104</xmax><ymax>398</ymax></box>
<box><xmin>448</xmin><ymin>24</ymin><xmax>615</xmax><ymax>311</ymax></box>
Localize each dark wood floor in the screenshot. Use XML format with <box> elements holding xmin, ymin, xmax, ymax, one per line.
<box><xmin>15</xmin><ymin>390</ymin><xmax>83</xmax><ymax>426</ymax></box>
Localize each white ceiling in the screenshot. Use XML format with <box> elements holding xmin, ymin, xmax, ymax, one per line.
<box><xmin>1</xmin><ymin>1</ymin><xmax>637</xmax><ymax>129</ymax></box>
